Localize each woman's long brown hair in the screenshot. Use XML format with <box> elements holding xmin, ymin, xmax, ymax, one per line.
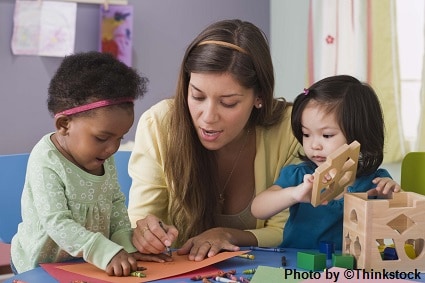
<box><xmin>164</xmin><ymin>19</ymin><xmax>288</xmax><ymax>245</ymax></box>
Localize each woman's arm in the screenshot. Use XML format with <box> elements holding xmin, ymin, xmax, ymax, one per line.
<box><xmin>128</xmin><ymin>101</ymin><xmax>178</xmax><ymax>254</ymax></box>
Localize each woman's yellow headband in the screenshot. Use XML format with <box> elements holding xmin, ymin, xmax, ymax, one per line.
<box><xmin>197</xmin><ymin>40</ymin><xmax>248</xmax><ymax>55</ymax></box>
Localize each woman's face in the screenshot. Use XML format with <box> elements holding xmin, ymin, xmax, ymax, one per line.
<box><xmin>188</xmin><ymin>72</ymin><xmax>257</xmax><ymax>151</ymax></box>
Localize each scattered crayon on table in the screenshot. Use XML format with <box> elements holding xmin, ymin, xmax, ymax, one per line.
<box><xmin>130</xmin><ymin>270</ymin><xmax>146</xmax><ymax>277</ymax></box>
<box><xmin>239</xmin><ymin>276</ymin><xmax>251</xmax><ymax>283</ymax></box>
<box><xmin>224</xmin><ymin>273</ymin><xmax>238</xmax><ymax>281</ymax></box>
<box><xmin>281</xmin><ymin>255</ymin><xmax>287</xmax><ymax>266</ymax></box>
<box><xmin>237</xmin><ymin>254</ymin><xmax>255</xmax><ymax>260</ymax></box>
<box><xmin>190</xmin><ymin>270</ymin><xmax>235</xmax><ymax>281</ymax></box>
<box><xmin>249</xmin><ymin>246</ymin><xmax>285</xmax><ymax>252</ymax></box>
<box><xmin>215</xmin><ymin>276</ymin><xmax>238</xmax><ymax>283</ymax></box>
<box><xmin>243</xmin><ymin>268</ymin><xmax>256</xmax><ymax>274</ymax></box>
<box><xmin>13</xmin><ymin>280</ymin><xmax>28</xmax><ymax>283</ymax></box>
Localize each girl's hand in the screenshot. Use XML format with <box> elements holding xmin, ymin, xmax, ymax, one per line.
<box><xmin>294</xmin><ymin>174</ymin><xmax>315</xmax><ymax>203</ymax></box>
<box><xmin>368</xmin><ymin>177</ymin><xmax>401</xmax><ymax>197</ymax></box>
<box><xmin>105</xmin><ymin>250</ymin><xmax>137</xmax><ymax>276</ymax></box>
<box><xmin>132</xmin><ymin>215</ymin><xmax>178</xmax><ymax>255</ymax></box>
<box><xmin>177</xmin><ymin>227</ymin><xmax>240</xmax><ymax>261</ymax></box>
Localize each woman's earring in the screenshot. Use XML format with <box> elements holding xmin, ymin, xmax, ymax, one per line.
<box><xmin>258</xmin><ymin>103</ymin><xmax>263</xmax><ymax>108</ymax></box>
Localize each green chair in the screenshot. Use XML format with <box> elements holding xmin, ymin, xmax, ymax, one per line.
<box><xmin>400</xmin><ymin>152</ymin><xmax>425</xmax><ymax>195</ymax></box>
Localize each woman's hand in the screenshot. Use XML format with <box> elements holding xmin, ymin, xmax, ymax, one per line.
<box><xmin>132</xmin><ymin>214</ymin><xmax>178</xmax><ymax>255</ymax></box>
<box><xmin>177</xmin><ymin>227</ymin><xmax>241</xmax><ymax>261</ymax></box>
<box><xmin>131</xmin><ymin>251</ymin><xmax>172</xmax><ymax>262</ymax></box>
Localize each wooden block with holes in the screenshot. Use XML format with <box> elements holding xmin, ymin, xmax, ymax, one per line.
<box><xmin>311</xmin><ymin>140</ymin><xmax>360</xmax><ymax>207</ymax></box>
<box><xmin>343</xmin><ymin>192</ymin><xmax>425</xmax><ymax>272</ymax></box>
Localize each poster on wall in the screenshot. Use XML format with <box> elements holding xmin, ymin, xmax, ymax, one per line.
<box><xmin>99</xmin><ymin>5</ymin><xmax>133</xmax><ymax>67</ymax></box>
<box><xmin>11</xmin><ymin>1</ymin><xmax>76</xmax><ymax>57</ymax></box>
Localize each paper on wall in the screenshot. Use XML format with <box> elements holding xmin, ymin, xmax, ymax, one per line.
<box><xmin>11</xmin><ymin>1</ymin><xmax>77</xmax><ymax>57</ymax></box>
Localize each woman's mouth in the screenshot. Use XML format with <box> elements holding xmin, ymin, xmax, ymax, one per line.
<box><xmin>200</xmin><ymin>128</ymin><xmax>222</xmax><ymax>141</ymax></box>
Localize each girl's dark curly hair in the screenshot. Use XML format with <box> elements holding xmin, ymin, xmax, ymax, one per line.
<box><xmin>47</xmin><ymin>51</ymin><xmax>148</xmax><ymax>116</ymax></box>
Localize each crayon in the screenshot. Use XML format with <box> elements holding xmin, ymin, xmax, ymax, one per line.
<box><xmin>159</xmin><ymin>221</ymin><xmax>172</xmax><ymax>257</ymax></box>
<box><xmin>249</xmin><ymin>246</ymin><xmax>285</xmax><ymax>252</ymax></box>
<box><xmin>242</xmin><ymin>268</ymin><xmax>256</xmax><ymax>274</ymax></box>
<box><xmin>239</xmin><ymin>276</ymin><xmax>251</xmax><ymax>283</ymax></box>
<box><xmin>237</xmin><ymin>254</ymin><xmax>255</xmax><ymax>260</ymax></box>
<box><xmin>224</xmin><ymin>273</ymin><xmax>238</xmax><ymax>281</ymax></box>
<box><xmin>190</xmin><ymin>271</ymin><xmax>223</xmax><ymax>281</ymax></box>
<box><xmin>190</xmin><ymin>270</ymin><xmax>234</xmax><ymax>281</ymax></box>
<box><xmin>130</xmin><ymin>271</ymin><xmax>146</xmax><ymax>277</ymax></box>
<box><xmin>215</xmin><ymin>276</ymin><xmax>238</xmax><ymax>283</ymax></box>
<box><xmin>13</xmin><ymin>280</ymin><xmax>28</xmax><ymax>283</ymax></box>
<box><xmin>281</xmin><ymin>255</ymin><xmax>287</xmax><ymax>266</ymax></box>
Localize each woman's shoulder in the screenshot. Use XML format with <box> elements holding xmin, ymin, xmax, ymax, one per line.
<box><xmin>142</xmin><ymin>99</ymin><xmax>173</xmax><ymax>119</ymax></box>
<box><xmin>258</xmin><ymin>105</ymin><xmax>292</xmax><ymax>131</ymax></box>
<box><xmin>138</xmin><ymin>99</ymin><xmax>173</xmax><ymax>128</ymax></box>
<box><xmin>256</xmin><ymin>104</ymin><xmax>296</xmax><ymax>146</ymax></box>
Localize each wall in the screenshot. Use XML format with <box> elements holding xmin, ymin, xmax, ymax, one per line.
<box><xmin>270</xmin><ymin>0</ymin><xmax>309</xmax><ymax>103</ymax></box>
<box><xmin>0</xmin><ymin>0</ymin><xmax>269</xmax><ymax>154</ymax></box>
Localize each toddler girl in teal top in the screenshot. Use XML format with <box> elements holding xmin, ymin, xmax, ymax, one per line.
<box><xmin>11</xmin><ymin>51</ymin><xmax>169</xmax><ymax>276</ymax></box>
<box><xmin>251</xmin><ymin>75</ymin><xmax>401</xmax><ymax>250</ymax></box>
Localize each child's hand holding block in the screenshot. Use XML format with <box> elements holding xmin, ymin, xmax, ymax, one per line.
<box><xmin>311</xmin><ymin>140</ymin><xmax>360</xmax><ymax>207</ymax></box>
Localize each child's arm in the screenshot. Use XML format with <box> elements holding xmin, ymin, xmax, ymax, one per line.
<box><xmin>251</xmin><ymin>174</ymin><xmax>315</xmax><ymax>219</ymax></box>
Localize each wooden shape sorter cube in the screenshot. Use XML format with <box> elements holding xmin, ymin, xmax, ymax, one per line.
<box><xmin>343</xmin><ymin>192</ymin><xmax>425</xmax><ymax>272</ymax></box>
<box><xmin>311</xmin><ymin>140</ymin><xmax>360</xmax><ymax>207</ymax></box>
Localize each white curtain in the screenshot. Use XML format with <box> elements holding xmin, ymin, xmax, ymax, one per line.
<box><xmin>307</xmin><ymin>0</ymin><xmax>404</xmax><ymax>163</ymax></box>
<box><xmin>417</xmin><ymin>5</ymin><xmax>425</xmax><ymax>151</ymax></box>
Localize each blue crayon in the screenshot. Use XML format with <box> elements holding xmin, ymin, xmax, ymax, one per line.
<box><xmin>249</xmin><ymin>246</ymin><xmax>284</xmax><ymax>252</ymax></box>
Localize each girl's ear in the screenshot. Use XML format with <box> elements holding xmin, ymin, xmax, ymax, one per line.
<box><xmin>55</xmin><ymin>115</ymin><xmax>70</xmax><ymax>136</ymax></box>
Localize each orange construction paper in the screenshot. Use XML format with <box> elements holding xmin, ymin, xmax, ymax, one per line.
<box><xmin>58</xmin><ymin>250</ymin><xmax>248</xmax><ymax>283</ymax></box>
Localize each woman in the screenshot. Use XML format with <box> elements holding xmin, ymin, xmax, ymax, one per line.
<box><xmin>128</xmin><ymin>19</ymin><xmax>300</xmax><ymax>261</ymax></box>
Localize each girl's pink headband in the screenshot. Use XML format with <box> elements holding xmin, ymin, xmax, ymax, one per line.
<box><xmin>54</xmin><ymin>97</ymin><xmax>134</xmax><ymax>118</ymax></box>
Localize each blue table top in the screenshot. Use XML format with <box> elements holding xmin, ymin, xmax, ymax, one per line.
<box><xmin>5</xmin><ymin>248</ymin><xmax>425</xmax><ymax>282</ymax></box>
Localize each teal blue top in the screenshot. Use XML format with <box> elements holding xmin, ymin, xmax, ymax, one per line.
<box><xmin>11</xmin><ymin>133</ymin><xmax>136</xmax><ymax>273</ymax></box>
<box><xmin>275</xmin><ymin>161</ymin><xmax>391</xmax><ymax>250</ymax></box>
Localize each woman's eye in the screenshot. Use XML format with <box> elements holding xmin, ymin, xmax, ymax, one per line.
<box><xmin>323</xmin><ymin>134</ymin><xmax>334</xmax><ymax>139</ymax></box>
<box><xmin>302</xmin><ymin>133</ymin><xmax>309</xmax><ymax>138</ymax></box>
<box><xmin>191</xmin><ymin>95</ymin><xmax>204</xmax><ymax>101</ymax></box>
<box><xmin>221</xmin><ymin>101</ymin><xmax>237</xmax><ymax>108</ymax></box>
<box><xmin>96</xmin><ymin>137</ymin><xmax>107</xmax><ymax>142</ymax></box>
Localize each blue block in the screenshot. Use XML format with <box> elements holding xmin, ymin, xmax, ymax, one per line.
<box><xmin>319</xmin><ymin>241</ymin><xmax>335</xmax><ymax>259</ymax></box>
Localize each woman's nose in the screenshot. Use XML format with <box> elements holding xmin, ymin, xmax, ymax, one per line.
<box><xmin>202</xmin><ymin>102</ymin><xmax>219</xmax><ymax>124</ymax></box>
